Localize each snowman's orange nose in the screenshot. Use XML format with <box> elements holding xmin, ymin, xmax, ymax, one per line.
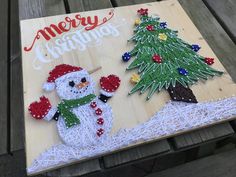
<box><xmin>76</xmin><ymin>81</ymin><xmax>90</xmax><ymax>89</ymax></box>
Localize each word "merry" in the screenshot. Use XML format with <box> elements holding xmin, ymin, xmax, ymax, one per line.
<box><xmin>24</xmin><ymin>9</ymin><xmax>114</xmax><ymax>52</ymax></box>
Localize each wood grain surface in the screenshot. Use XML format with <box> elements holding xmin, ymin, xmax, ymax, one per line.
<box><xmin>10</xmin><ymin>0</ymin><xmax>25</xmax><ymax>152</ymax></box>
<box><xmin>0</xmin><ymin>0</ymin><xmax>9</xmax><ymax>155</ymax></box>
<box><xmin>147</xmin><ymin>149</ymin><xmax>236</xmax><ymax>177</ymax></box>
<box><xmin>204</xmin><ymin>0</ymin><xmax>236</xmax><ymax>44</ymax></box>
<box><xmin>68</xmin><ymin>0</ymin><xmax>113</xmax><ymax>13</ymax></box>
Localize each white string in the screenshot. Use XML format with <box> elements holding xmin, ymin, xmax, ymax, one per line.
<box><xmin>28</xmin><ymin>97</ymin><xmax>236</xmax><ymax>174</ymax></box>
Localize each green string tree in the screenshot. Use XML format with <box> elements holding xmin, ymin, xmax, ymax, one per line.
<box><xmin>122</xmin><ymin>8</ymin><xmax>223</xmax><ymax>102</ymax></box>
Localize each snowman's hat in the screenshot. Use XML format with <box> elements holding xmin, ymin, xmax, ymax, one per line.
<box><xmin>43</xmin><ymin>64</ymin><xmax>83</xmax><ymax>91</ymax></box>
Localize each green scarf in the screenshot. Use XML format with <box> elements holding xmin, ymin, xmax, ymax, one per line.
<box><xmin>57</xmin><ymin>94</ymin><xmax>96</xmax><ymax>128</ymax></box>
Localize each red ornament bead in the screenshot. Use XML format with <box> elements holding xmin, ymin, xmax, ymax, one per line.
<box><xmin>95</xmin><ymin>108</ymin><xmax>102</xmax><ymax>115</ymax></box>
<box><xmin>97</xmin><ymin>128</ymin><xmax>104</xmax><ymax>137</ymax></box>
<box><xmin>137</xmin><ymin>8</ymin><xmax>148</xmax><ymax>16</ymax></box>
<box><xmin>97</xmin><ymin>118</ymin><xmax>104</xmax><ymax>125</ymax></box>
<box><xmin>204</xmin><ymin>57</ymin><xmax>214</xmax><ymax>65</ymax></box>
<box><xmin>146</xmin><ymin>25</ymin><xmax>154</xmax><ymax>31</ymax></box>
<box><xmin>152</xmin><ymin>54</ymin><xmax>162</xmax><ymax>63</ymax></box>
<box><xmin>90</xmin><ymin>101</ymin><xmax>97</xmax><ymax>108</ymax></box>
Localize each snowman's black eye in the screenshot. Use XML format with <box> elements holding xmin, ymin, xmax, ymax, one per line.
<box><xmin>81</xmin><ymin>77</ymin><xmax>86</xmax><ymax>83</ymax></box>
<box><xmin>69</xmin><ymin>81</ymin><xmax>75</xmax><ymax>87</ymax></box>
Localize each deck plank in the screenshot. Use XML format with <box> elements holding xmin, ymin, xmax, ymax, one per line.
<box><xmin>173</xmin><ymin>123</ymin><xmax>234</xmax><ymax>149</ymax></box>
<box><xmin>68</xmin><ymin>0</ymin><xmax>113</xmax><ymax>12</ymax></box>
<box><xmin>204</xmin><ymin>0</ymin><xmax>236</xmax><ymax>44</ymax></box>
<box><xmin>46</xmin><ymin>160</ymin><xmax>101</xmax><ymax>177</ymax></box>
<box><xmin>179</xmin><ymin>0</ymin><xmax>236</xmax><ymax>81</ymax></box>
<box><xmin>19</xmin><ymin>0</ymin><xmax>66</xmax><ymax>20</ymax></box>
<box><xmin>103</xmin><ymin>140</ymin><xmax>170</xmax><ymax>168</ymax></box>
<box><xmin>0</xmin><ymin>0</ymin><xmax>9</xmax><ymax>155</ymax></box>
<box><xmin>10</xmin><ymin>0</ymin><xmax>24</xmax><ymax>152</ymax></box>
<box><xmin>0</xmin><ymin>150</ymin><xmax>45</xmax><ymax>177</ymax></box>
<box><xmin>114</xmin><ymin>0</ymin><xmax>157</xmax><ymax>6</ymax></box>
<box><xmin>147</xmin><ymin>149</ymin><xmax>236</xmax><ymax>177</ymax></box>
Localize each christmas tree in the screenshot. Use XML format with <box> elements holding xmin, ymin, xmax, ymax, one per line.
<box><xmin>122</xmin><ymin>8</ymin><xmax>223</xmax><ymax>102</ymax></box>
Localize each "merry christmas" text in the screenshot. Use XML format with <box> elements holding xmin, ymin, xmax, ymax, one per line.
<box><xmin>24</xmin><ymin>10</ymin><xmax>114</xmax><ymax>52</ymax></box>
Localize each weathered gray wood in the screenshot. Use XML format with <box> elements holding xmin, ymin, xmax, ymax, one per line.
<box><xmin>103</xmin><ymin>140</ymin><xmax>170</xmax><ymax>168</ymax></box>
<box><xmin>46</xmin><ymin>160</ymin><xmax>101</xmax><ymax>177</ymax></box>
<box><xmin>19</xmin><ymin>0</ymin><xmax>66</xmax><ymax>20</ymax></box>
<box><xmin>0</xmin><ymin>150</ymin><xmax>45</xmax><ymax>177</ymax></box>
<box><xmin>147</xmin><ymin>149</ymin><xmax>236</xmax><ymax>177</ymax></box>
<box><xmin>10</xmin><ymin>0</ymin><xmax>24</xmax><ymax>152</ymax></box>
<box><xmin>0</xmin><ymin>0</ymin><xmax>9</xmax><ymax>155</ymax></box>
<box><xmin>179</xmin><ymin>0</ymin><xmax>236</xmax><ymax>82</ymax></box>
<box><xmin>114</xmin><ymin>0</ymin><xmax>156</xmax><ymax>6</ymax></box>
<box><xmin>68</xmin><ymin>0</ymin><xmax>113</xmax><ymax>13</ymax></box>
<box><xmin>100</xmin><ymin>164</ymin><xmax>148</xmax><ymax>177</ymax></box>
<box><xmin>204</xmin><ymin>0</ymin><xmax>236</xmax><ymax>44</ymax></box>
<box><xmin>151</xmin><ymin>152</ymin><xmax>186</xmax><ymax>172</ymax></box>
<box><xmin>173</xmin><ymin>123</ymin><xmax>234</xmax><ymax>149</ymax></box>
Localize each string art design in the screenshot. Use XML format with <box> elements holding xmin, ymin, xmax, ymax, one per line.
<box><xmin>122</xmin><ymin>8</ymin><xmax>222</xmax><ymax>101</ymax></box>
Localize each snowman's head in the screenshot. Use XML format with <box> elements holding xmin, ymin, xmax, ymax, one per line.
<box><xmin>43</xmin><ymin>64</ymin><xmax>95</xmax><ymax>100</ymax></box>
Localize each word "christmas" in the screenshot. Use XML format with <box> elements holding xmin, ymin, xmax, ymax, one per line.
<box><xmin>24</xmin><ymin>10</ymin><xmax>114</xmax><ymax>52</ymax></box>
<box><xmin>34</xmin><ymin>23</ymin><xmax>120</xmax><ymax>69</ymax></box>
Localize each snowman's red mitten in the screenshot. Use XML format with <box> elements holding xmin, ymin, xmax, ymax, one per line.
<box><xmin>99</xmin><ymin>74</ymin><xmax>121</xmax><ymax>103</ymax></box>
<box><xmin>28</xmin><ymin>96</ymin><xmax>58</xmax><ymax>121</ymax></box>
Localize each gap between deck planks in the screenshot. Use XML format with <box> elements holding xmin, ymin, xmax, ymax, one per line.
<box><xmin>0</xmin><ymin>0</ymin><xmax>9</xmax><ymax>155</ymax></box>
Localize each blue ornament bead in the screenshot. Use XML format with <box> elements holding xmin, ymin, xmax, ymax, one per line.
<box><xmin>122</xmin><ymin>52</ymin><xmax>131</xmax><ymax>62</ymax></box>
<box><xmin>159</xmin><ymin>22</ymin><xmax>167</xmax><ymax>29</ymax></box>
<box><xmin>191</xmin><ymin>44</ymin><xmax>201</xmax><ymax>52</ymax></box>
<box><xmin>178</xmin><ymin>68</ymin><xmax>188</xmax><ymax>76</ymax></box>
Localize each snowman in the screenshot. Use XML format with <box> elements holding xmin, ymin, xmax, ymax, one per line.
<box><xmin>28</xmin><ymin>64</ymin><xmax>120</xmax><ymax>148</ymax></box>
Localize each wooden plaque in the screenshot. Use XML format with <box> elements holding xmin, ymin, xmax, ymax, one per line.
<box><xmin>20</xmin><ymin>0</ymin><xmax>236</xmax><ymax>175</ymax></box>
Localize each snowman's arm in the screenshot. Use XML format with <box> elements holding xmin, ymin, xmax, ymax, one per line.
<box><xmin>99</xmin><ymin>74</ymin><xmax>121</xmax><ymax>103</ymax></box>
<box><xmin>28</xmin><ymin>96</ymin><xmax>59</xmax><ymax>122</ymax></box>
<box><xmin>98</xmin><ymin>91</ymin><xmax>113</xmax><ymax>103</ymax></box>
<box><xmin>44</xmin><ymin>107</ymin><xmax>59</xmax><ymax>121</ymax></box>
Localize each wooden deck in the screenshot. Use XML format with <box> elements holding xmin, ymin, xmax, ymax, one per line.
<box><xmin>0</xmin><ymin>0</ymin><xmax>236</xmax><ymax>176</ymax></box>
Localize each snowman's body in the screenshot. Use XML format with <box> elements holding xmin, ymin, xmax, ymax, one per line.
<box><xmin>57</xmin><ymin>97</ymin><xmax>113</xmax><ymax>148</ymax></box>
<box><xmin>29</xmin><ymin>64</ymin><xmax>120</xmax><ymax>148</ymax></box>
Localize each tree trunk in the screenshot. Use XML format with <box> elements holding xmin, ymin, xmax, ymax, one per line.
<box><xmin>167</xmin><ymin>82</ymin><xmax>198</xmax><ymax>103</ymax></box>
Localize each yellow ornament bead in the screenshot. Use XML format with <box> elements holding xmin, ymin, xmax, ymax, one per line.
<box><xmin>158</xmin><ymin>33</ymin><xmax>168</xmax><ymax>41</ymax></box>
<box><xmin>134</xmin><ymin>19</ymin><xmax>141</xmax><ymax>26</ymax></box>
<box><xmin>130</xmin><ymin>73</ymin><xmax>140</xmax><ymax>84</ymax></box>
